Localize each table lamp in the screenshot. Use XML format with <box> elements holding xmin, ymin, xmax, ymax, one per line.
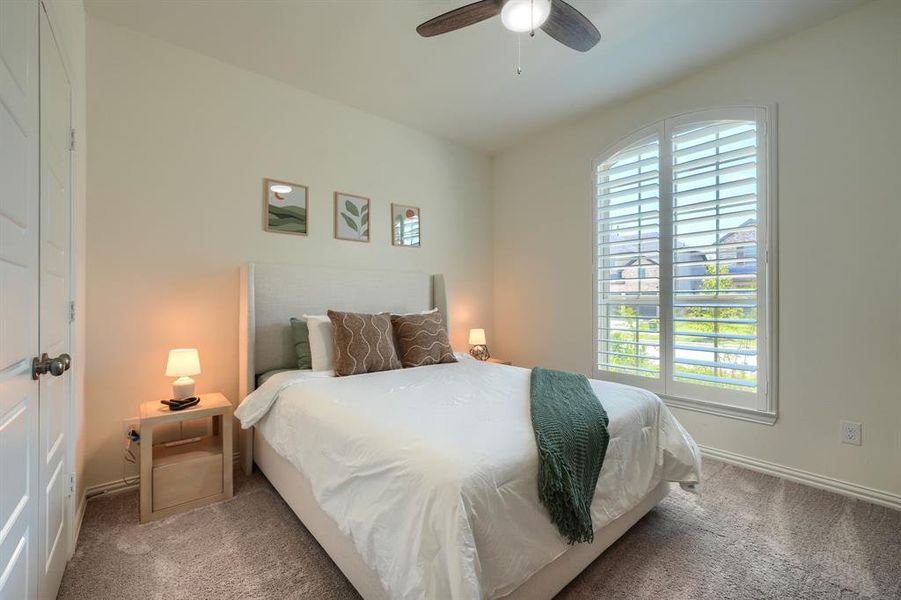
<box><xmin>165</xmin><ymin>348</ymin><xmax>201</xmax><ymax>400</ymax></box>
<box><xmin>468</xmin><ymin>329</ymin><xmax>490</xmax><ymax>361</ymax></box>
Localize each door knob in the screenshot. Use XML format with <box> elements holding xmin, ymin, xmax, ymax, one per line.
<box><xmin>32</xmin><ymin>353</ymin><xmax>71</xmax><ymax>380</ymax></box>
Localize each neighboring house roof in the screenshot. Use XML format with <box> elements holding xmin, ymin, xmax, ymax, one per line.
<box><xmin>717</xmin><ymin>218</ymin><xmax>757</xmax><ymax>246</ymax></box>
<box><xmin>605</xmin><ymin>234</ymin><xmax>704</xmax><ymax>261</ymax></box>
<box><xmin>606</xmin><ymin>233</ymin><xmax>706</xmax><ymax>270</ymax></box>
<box><xmin>621</xmin><ymin>256</ymin><xmax>658</xmax><ymax>267</ymax></box>
<box><xmin>716</xmin><ymin>218</ymin><xmax>758</xmax><ymax>276</ymax></box>
<box><xmin>606</xmin><ymin>221</ymin><xmax>758</xmax><ymax>290</ymax></box>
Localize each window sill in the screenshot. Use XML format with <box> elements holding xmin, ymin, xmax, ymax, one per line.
<box><xmin>661</xmin><ymin>394</ymin><xmax>777</xmax><ymax>425</ymax></box>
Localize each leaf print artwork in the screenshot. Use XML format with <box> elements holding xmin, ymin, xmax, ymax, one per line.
<box><xmin>342</xmin><ymin>213</ymin><xmax>358</xmax><ymax>232</ymax></box>
<box><xmin>335</xmin><ymin>192</ymin><xmax>371</xmax><ymax>242</ymax></box>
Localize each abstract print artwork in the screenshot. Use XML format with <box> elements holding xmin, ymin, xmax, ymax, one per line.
<box><xmin>334</xmin><ymin>192</ymin><xmax>370</xmax><ymax>242</ymax></box>
<box><xmin>264</xmin><ymin>178</ymin><xmax>308</xmax><ymax>236</ymax></box>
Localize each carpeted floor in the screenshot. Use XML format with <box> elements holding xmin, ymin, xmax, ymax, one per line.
<box><xmin>58</xmin><ymin>458</ymin><xmax>901</xmax><ymax>600</ymax></box>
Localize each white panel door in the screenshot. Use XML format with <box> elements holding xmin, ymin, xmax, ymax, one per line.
<box><xmin>0</xmin><ymin>1</ymin><xmax>40</xmax><ymax>599</ymax></box>
<box><xmin>38</xmin><ymin>7</ymin><xmax>72</xmax><ymax>600</ymax></box>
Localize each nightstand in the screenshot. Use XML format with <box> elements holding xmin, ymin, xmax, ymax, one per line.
<box><xmin>487</xmin><ymin>358</ymin><xmax>512</xmax><ymax>366</ymax></box>
<box><xmin>139</xmin><ymin>392</ymin><xmax>233</xmax><ymax>523</ymax></box>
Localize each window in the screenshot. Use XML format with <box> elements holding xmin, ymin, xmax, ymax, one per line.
<box><xmin>593</xmin><ymin>107</ymin><xmax>776</xmax><ymax>421</ymax></box>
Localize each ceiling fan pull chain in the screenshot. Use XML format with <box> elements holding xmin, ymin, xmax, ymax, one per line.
<box><xmin>516</xmin><ymin>34</ymin><xmax>522</xmax><ymax>75</ymax></box>
<box><xmin>530</xmin><ymin>0</ymin><xmax>536</xmax><ymax>37</ymax></box>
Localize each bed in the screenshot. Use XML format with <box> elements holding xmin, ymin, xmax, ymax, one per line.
<box><xmin>236</xmin><ymin>263</ymin><xmax>701</xmax><ymax>600</ymax></box>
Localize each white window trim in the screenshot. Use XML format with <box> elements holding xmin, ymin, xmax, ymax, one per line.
<box><xmin>591</xmin><ymin>105</ymin><xmax>779</xmax><ymax>425</ymax></box>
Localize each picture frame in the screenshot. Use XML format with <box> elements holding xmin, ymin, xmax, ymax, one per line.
<box><xmin>391</xmin><ymin>203</ymin><xmax>421</xmax><ymax>247</ymax></box>
<box><xmin>334</xmin><ymin>192</ymin><xmax>371</xmax><ymax>243</ymax></box>
<box><xmin>263</xmin><ymin>177</ymin><xmax>308</xmax><ymax>236</ymax></box>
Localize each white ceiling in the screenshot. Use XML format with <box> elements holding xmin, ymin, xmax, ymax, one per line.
<box><xmin>85</xmin><ymin>0</ymin><xmax>863</xmax><ymax>154</ymax></box>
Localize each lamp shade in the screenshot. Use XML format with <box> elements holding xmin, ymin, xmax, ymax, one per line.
<box><xmin>165</xmin><ymin>348</ymin><xmax>201</xmax><ymax>377</ymax></box>
<box><xmin>468</xmin><ymin>329</ymin><xmax>487</xmax><ymax>346</ymax></box>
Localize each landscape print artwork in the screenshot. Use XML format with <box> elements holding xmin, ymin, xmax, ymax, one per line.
<box><xmin>334</xmin><ymin>192</ymin><xmax>370</xmax><ymax>242</ymax></box>
<box><xmin>264</xmin><ymin>178</ymin><xmax>308</xmax><ymax>235</ymax></box>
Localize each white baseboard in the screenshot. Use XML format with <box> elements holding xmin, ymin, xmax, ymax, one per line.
<box><xmin>73</xmin><ymin>494</ymin><xmax>87</xmax><ymax>547</ymax></box>
<box><xmin>85</xmin><ymin>451</ymin><xmax>243</xmax><ymax>500</ymax></box>
<box><xmin>699</xmin><ymin>444</ymin><xmax>901</xmax><ymax>511</ymax></box>
<box><xmin>85</xmin><ymin>445</ymin><xmax>898</xmax><ymax>510</ymax></box>
<box><xmin>85</xmin><ymin>477</ymin><xmax>139</xmax><ymax>498</ymax></box>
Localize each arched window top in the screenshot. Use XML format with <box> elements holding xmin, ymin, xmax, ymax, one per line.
<box><xmin>593</xmin><ymin>107</ymin><xmax>777</xmax><ymax>422</ymax></box>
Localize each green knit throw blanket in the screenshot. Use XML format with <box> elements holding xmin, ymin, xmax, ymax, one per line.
<box><xmin>530</xmin><ymin>367</ymin><xmax>610</xmax><ymax>544</ymax></box>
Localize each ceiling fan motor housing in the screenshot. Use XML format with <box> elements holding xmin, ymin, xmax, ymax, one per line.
<box><xmin>416</xmin><ymin>0</ymin><xmax>600</xmax><ymax>53</ymax></box>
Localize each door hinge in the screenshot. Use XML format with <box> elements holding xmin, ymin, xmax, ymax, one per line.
<box><xmin>69</xmin><ymin>128</ymin><xmax>76</xmax><ymax>152</ymax></box>
<box><xmin>69</xmin><ymin>300</ymin><xmax>76</xmax><ymax>323</ymax></box>
<box><xmin>68</xmin><ymin>473</ymin><xmax>75</xmax><ymax>497</ymax></box>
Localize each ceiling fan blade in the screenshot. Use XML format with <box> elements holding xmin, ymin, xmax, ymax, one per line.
<box><xmin>416</xmin><ymin>0</ymin><xmax>502</xmax><ymax>37</ymax></box>
<box><xmin>541</xmin><ymin>0</ymin><xmax>600</xmax><ymax>52</ymax></box>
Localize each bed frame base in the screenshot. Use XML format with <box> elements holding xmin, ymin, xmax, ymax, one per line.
<box><xmin>254</xmin><ymin>432</ymin><xmax>670</xmax><ymax>600</ymax></box>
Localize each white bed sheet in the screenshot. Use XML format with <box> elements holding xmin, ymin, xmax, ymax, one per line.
<box><xmin>236</xmin><ymin>357</ymin><xmax>701</xmax><ymax>600</ymax></box>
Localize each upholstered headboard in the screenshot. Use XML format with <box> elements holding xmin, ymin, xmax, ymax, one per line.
<box><xmin>237</xmin><ymin>263</ymin><xmax>448</xmax><ymax>473</ymax></box>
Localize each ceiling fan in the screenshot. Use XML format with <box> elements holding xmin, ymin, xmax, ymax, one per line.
<box><xmin>416</xmin><ymin>0</ymin><xmax>600</xmax><ymax>52</ymax></box>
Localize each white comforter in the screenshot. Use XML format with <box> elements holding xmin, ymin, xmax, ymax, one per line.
<box><xmin>236</xmin><ymin>357</ymin><xmax>701</xmax><ymax>600</ymax></box>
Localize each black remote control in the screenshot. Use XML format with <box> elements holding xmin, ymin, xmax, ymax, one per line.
<box><xmin>160</xmin><ymin>397</ymin><xmax>200</xmax><ymax>410</ymax></box>
<box><xmin>168</xmin><ymin>397</ymin><xmax>200</xmax><ymax>411</ymax></box>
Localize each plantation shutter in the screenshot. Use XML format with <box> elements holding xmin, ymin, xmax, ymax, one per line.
<box><xmin>594</xmin><ymin>107</ymin><xmax>772</xmax><ymax>415</ymax></box>
<box><xmin>667</xmin><ymin>113</ymin><xmax>763</xmax><ymax>406</ymax></box>
<box><xmin>595</xmin><ymin>129</ymin><xmax>662</xmax><ymax>383</ymax></box>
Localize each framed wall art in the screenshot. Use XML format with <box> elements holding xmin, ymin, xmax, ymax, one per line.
<box><xmin>264</xmin><ymin>178</ymin><xmax>308</xmax><ymax>236</ymax></box>
<box><xmin>334</xmin><ymin>192</ymin><xmax>370</xmax><ymax>242</ymax></box>
<box><xmin>391</xmin><ymin>203</ymin><xmax>420</xmax><ymax>247</ymax></box>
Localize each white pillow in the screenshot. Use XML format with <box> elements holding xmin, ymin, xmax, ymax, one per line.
<box><xmin>303</xmin><ymin>314</ymin><xmax>335</xmax><ymax>372</ymax></box>
<box><xmin>395</xmin><ymin>307</ymin><xmax>438</xmax><ymax>316</ymax></box>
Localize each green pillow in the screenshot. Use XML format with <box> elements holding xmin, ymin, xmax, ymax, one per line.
<box><xmin>289</xmin><ymin>317</ymin><xmax>313</xmax><ymax>370</ymax></box>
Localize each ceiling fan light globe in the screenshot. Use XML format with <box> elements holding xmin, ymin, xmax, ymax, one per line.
<box><xmin>500</xmin><ymin>0</ymin><xmax>552</xmax><ymax>33</ymax></box>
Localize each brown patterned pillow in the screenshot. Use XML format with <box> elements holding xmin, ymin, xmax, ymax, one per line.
<box><xmin>390</xmin><ymin>311</ymin><xmax>457</xmax><ymax>368</ymax></box>
<box><xmin>327</xmin><ymin>311</ymin><xmax>402</xmax><ymax>377</ymax></box>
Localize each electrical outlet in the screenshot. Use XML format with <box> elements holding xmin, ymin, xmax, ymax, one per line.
<box><xmin>123</xmin><ymin>418</ymin><xmax>140</xmax><ymax>442</ymax></box>
<box><xmin>840</xmin><ymin>420</ymin><xmax>862</xmax><ymax>446</ymax></box>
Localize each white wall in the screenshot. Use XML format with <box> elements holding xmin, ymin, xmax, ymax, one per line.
<box><xmin>85</xmin><ymin>18</ymin><xmax>494</xmax><ymax>488</ymax></box>
<box><xmin>493</xmin><ymin>0</ymin><xmax>901</xmax><ymax>498</ymax></box>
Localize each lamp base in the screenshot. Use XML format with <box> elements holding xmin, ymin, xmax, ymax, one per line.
<box><xmin>469</xmin><ymin>345</ymin><xmax>490</xmax><ymax>361</ymax></box>
<box><xmin>172</xmin><ymin>376</ymin><xmax>195</xmax><ymax>401</ymax></box>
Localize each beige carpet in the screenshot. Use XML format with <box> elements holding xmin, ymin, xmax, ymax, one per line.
<box><xmin>58</xmin><ymin>458</ymin><xmax>900</xmax><ymax>600</ymax></box>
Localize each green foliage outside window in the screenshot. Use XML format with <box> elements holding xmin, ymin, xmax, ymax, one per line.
<box><xmin>607</xmin><ymin>263</ymin><xmax>757</xmax><ymax>391</ymax></box>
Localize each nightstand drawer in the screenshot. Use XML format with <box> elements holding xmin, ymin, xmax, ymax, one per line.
<box><xmin>152</xmin><ymin>452</ymin><xmax>223</xmax><ymax>511</ymax></box>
